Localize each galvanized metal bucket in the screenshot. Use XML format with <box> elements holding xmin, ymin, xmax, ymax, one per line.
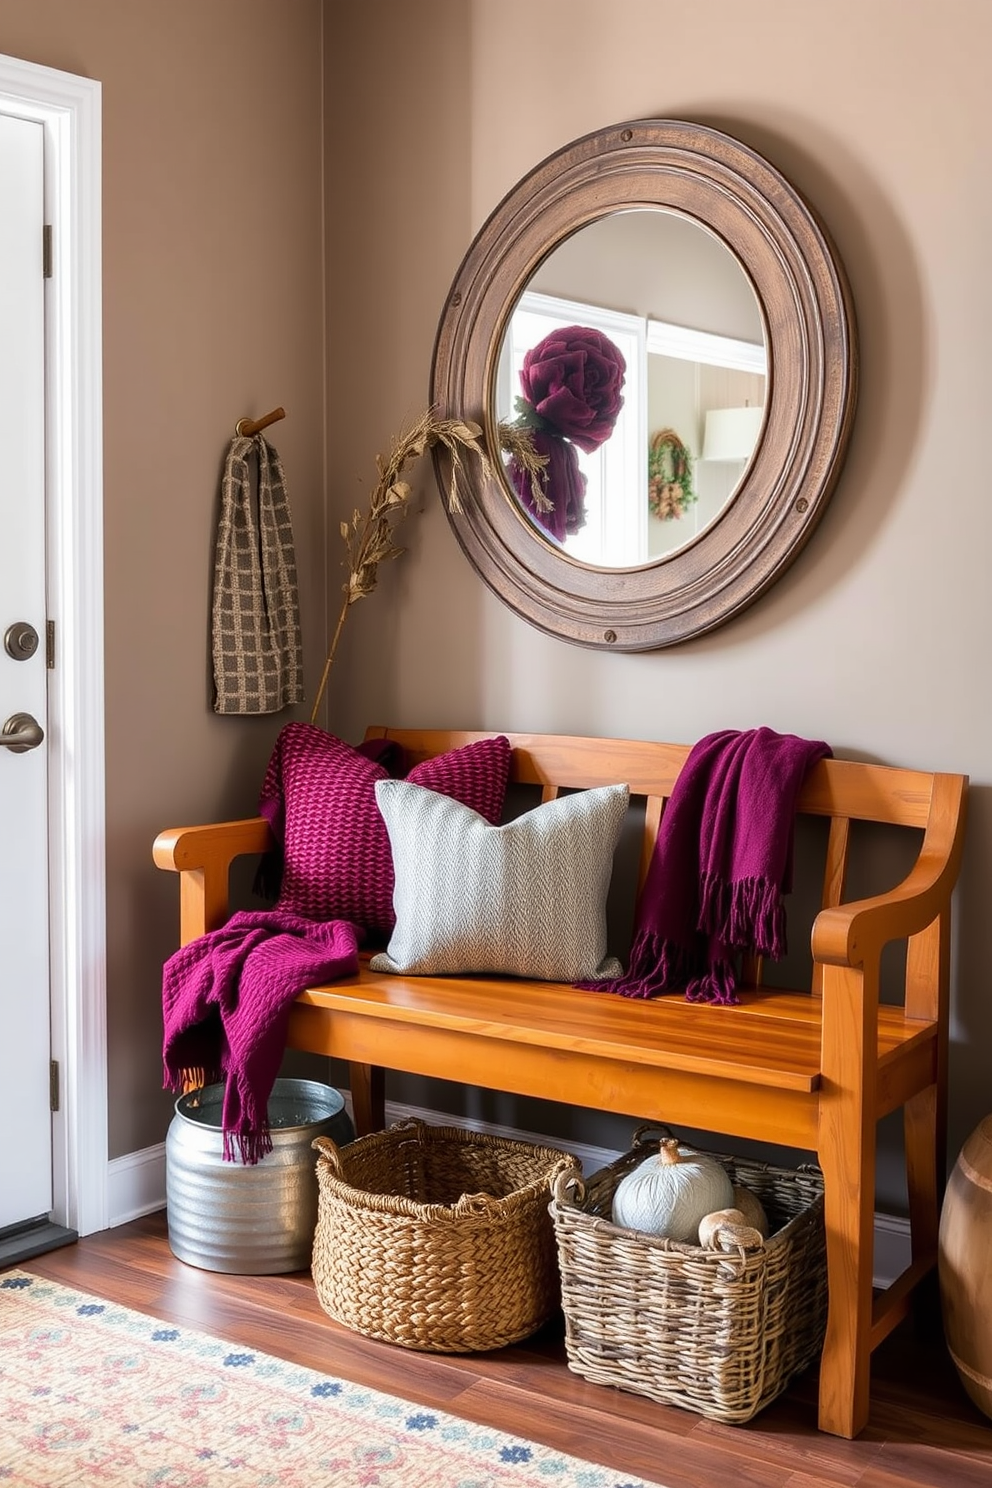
<box><xmin>166</xmin><ymin>1077</ymin><xmax>354</xmax><ymax>1275</ymax></box>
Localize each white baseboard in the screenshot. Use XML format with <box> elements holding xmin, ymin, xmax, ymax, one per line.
<box><xmin>108</xmin><ymin>1142</ymin><xmax>166</xmax><ymax>1227</ymax></box>
<box><xmin>109</xmin><ymin>1098</ymin><xmax>913</xmax><ymax>1289</ymax></box>
<box><xmin>872</xmin><ymin>1209</ymin><xmax>914</xmax><ymax>1290</ymax></box>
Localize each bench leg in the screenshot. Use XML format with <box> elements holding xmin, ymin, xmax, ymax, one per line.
<box><xmin>816</xmin><ymin>1142</ymin><xmax>874</xmax><ymax>1437</ymax></box>
<box><xmin>349</xmin><ymin>1062</ymin><xmax>385</xmax><ymax>1136</ymax></box>
<box><xmin>903</xmin><ymin>914</ymin><xmax>949</xmax><ymax>1332</ymax></box>
<box><xmin>817</xmin><ymin>963</ymin><xmax>876</xmax><ymax>1439</ymax></box>
<box><xmin>905</xmin><ymin>1083</ymin><xmax>943</xmax><ymax>1334</ymax></box>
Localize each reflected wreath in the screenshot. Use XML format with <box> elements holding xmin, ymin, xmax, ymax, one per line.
<box><xmin>648</xmin><ymin>428</ymin><xmax>696</xmax><ymax>521</ymax></box>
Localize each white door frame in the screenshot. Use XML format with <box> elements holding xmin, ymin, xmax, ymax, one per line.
<box><xmin>0</xmin><ymin>54</ymin><xmax>107</xmax><ymax>1237</ymax></box>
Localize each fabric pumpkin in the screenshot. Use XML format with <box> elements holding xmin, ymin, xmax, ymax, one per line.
<box><xmin>697</xmin><ymin>1207</ymin><xmax>765</xmax><ymax>1251</ymax></box>
<box><xmin>611</xmin><ymin>1138</ymin><xmax>733</xmax><ymax>1242</ymax></box>
<box><xmin>732</xmin><ymin>1183</ymin><xmax>770</xmax><ymax>1238</ymax></box>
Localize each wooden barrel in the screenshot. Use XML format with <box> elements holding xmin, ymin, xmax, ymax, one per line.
<box><xmin>939</xmin><ymin>1116</ymin><xmax>992</xmax><ymax>1418</ymax></box>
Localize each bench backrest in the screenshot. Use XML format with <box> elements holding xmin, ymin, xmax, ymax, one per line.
<box><xmin>365</xmin><ymin>727</ymin><xmax>968</xmax><ymax>994</ymax></box>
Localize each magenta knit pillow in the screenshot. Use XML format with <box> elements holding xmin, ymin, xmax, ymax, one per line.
<box><xmin>258</xmin><ymin>724</ymin><xmax>511</xmax><ymax>936</ymax></box>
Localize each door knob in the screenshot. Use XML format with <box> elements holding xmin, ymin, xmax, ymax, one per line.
<box><xmin>0</xmin><ymin>712</ymin><xmax>44</xmax><ymax>753</ymax></box>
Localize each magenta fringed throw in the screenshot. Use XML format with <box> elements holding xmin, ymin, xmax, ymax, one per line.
<box><xmin>162</xmin><ymin>909</ymin><xmax>360</xmax><ymax>1163</ymax></box>
<box><xmin>595</xmin><ymin>728</ymin><xmax>831</xmax><ymax>1005</ymax></box>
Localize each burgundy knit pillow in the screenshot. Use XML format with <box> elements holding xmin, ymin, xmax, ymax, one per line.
<box><xmin>258</xmin><ymin>724</ymin><xmax>511</xmax><ymax>936</ymax></box>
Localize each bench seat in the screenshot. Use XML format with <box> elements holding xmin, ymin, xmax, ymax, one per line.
<box><xmin>290</xmin><ymin>965</ymin><xmax>936</xmax><ymax>1106</ymax></box>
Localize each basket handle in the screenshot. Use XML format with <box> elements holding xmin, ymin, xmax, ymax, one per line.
<box><xmin>452</xmin><ymin>1190</ymin><xmax>505</xmax><ymax>1218</ymax></box>
<box><xmin>312</xmin><ymin>1134</ymin><xmax>344</xmax><ymax>1177</ymax></box>
<box><xmin>552</xmin><ymin>1165</ymin><xmax>586</xmax><ymax>1205</ymax></box>
<box><xmin>453</xmin><ymin>1156</ymin><xmax>580</xmax><ymax>1217</ymax></box>
<box><xmin>630</xmin><ymin>1122</ymin><xmax>676</xmax><ymax>1151</ymax></box>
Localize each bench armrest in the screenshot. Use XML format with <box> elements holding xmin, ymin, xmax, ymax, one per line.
<box><xmin>811</xmin><ymin>772</ymin><xmax>967</xmax><ymax>971</ymax></box>
<box><xmin>153</xmin><ymin>817</ymin><xmax>274</xmax><ymax>944</ymax></box>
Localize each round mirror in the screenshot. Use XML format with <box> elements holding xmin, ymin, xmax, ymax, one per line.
<box><xmin>431</xmin><ymin>119</ymin><xmax>858</xmax><ymax>651</ymax></box>
<box><xmin>495</xmin><ymin>209</ymin><xmax>768</xmax><ymax>567</ymax></box>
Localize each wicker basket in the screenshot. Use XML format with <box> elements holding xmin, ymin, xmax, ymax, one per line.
<box><xmin>311</xmin><ymin>1119</ymin><xmax>578</xmax><ymax>1353</ymax></box>
<box><xmin>550</xmin><ymin>1125</ymin><xmax>827</xmax><ymax>1424</ymax></box>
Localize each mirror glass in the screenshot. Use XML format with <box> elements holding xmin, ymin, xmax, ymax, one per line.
<box><xmin>495</xmin><ymin>210</ymin><xmax>767</xmax><ymax>569</ymax></box>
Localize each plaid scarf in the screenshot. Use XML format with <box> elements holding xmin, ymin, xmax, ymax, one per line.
<box><xmin>211</xmin><ymin>433</ymin><xmax>304</xmax><ymax>715</ymax></box>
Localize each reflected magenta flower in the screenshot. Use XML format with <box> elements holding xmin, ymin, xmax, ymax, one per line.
<box><xmin>519</xmin><ymin>326</ymin><xmax>626</xmax><ymax>453</ymax></box>
<box><xmin>509</xmin><ymin>430</ymin><xmax>587</xmax><ymax>543</ymax></box>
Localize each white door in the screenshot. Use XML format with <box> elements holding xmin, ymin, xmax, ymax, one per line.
<box><xmin>0</xmin><ymin>111</ymin><xmax>52</xmax><ymax>1230</ymax></box>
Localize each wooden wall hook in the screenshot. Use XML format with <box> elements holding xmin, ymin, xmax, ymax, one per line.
<box><xmin>235</xmin><ymin>406</ymin><xmax>286</xmax><ymax>438</ymax></box>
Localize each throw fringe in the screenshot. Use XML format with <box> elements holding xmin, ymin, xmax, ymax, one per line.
<box><xmin>224</xmin><ymin>1116</ymin><xmax>273</xmax><ymax>1166</ymax></box>
<box><xmin>685</xmin><ymin>958</ymin><xmax>740</xmax><ymax>1006</ymax></box>
<box><xmin>582</xmin><ymin>929</ymin><xmax>699</xmax><ymax>999</ymax></box>
<box><xmin>226</xmin><ymin>1132</ymin><xmax>272</xmax><ymax>1165</ymax></box>
<box><xmin>163</xmin><ymin>1062</ymin><xmax>221</xmax><ymax>1097</ymax></box>
<box><xmin>698</xmin><ymin>870</ymin><xmax>786</xmax><ymax>959</ymax></box>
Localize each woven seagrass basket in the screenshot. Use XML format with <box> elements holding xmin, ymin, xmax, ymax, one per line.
<box><xmin>311</xmin><ymin>1119</ymin><xmax>578</xmax><ymax>1353</ymax></box>
<box><xmin>550</xmin><ymin>1125</ymin><xmax>827</xmax><ymax>1424</ymax></box>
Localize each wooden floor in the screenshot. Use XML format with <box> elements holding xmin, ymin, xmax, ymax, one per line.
<box><xmin>10</xmin><ymin>1211</ymin><xmax>992</xmax><ymax>1488</ymax></box>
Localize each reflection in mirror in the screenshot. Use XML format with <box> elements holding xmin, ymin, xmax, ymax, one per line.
<box><xmin>497</xmin><ymin>296</ymin><xmax>642</xmax><ymax>566</ymax></box>
<box><xmin>495</xmin><ymin>209</ymin><xmax>767</xmax><ymax>569</ymax></box>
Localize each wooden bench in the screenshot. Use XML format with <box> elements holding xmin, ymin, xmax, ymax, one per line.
<box><xmin>153</xmin><ymin>727</ymin><xmax>968</xmax><ymax>1440</ymax></box>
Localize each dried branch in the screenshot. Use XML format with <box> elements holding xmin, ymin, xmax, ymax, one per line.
<box><xmin>311</xmin><ymin>410</ymin><xmax>514</xmax><ymax>724</ymax></box>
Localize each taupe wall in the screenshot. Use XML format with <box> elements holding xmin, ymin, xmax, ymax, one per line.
<box><xmin>324</xmin><ymin>1</ymin><xmax>992</xmax><ymax>1201</ymax></box>
<box><xmin>0</xmin><ymin>0</ymin><xmax>327</xmax><ymax>1155</ymax></box>
<box><xmin>1</xmin><ymin>2</ymin><xmax>989</xmax><ymax>1202</ymax></box>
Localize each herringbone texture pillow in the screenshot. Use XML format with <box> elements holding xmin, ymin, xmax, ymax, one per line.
<box><xmin>258</xmin><ymin>725</ymin><xmax>511</xmax><ymax>936</ymax></box>
<box><xmin>370</xmin><ymin>780</ymin><xmax>629</xmax><ymax>981</ymax></box>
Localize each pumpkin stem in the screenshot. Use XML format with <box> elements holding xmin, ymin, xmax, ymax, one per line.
<box><xmin>657</xmin><ymin>1138</ymin><xmax>682</xmax><ymax>1165</ymax></box>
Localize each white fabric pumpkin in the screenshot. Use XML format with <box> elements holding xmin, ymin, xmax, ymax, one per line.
<box><xmin>732</xmin><ymin>1183</ymin><xmax>770</xmax><ymax>1238</ymax></box>
<box><xmin>697</xmin><ymin>1206</ymin><xmax>765</xmax><ymax>1251</ymax></box>
<box><xmin>612</xmin><ymin>1139</ymin><xmax>734</xmax><ymax>1241</ymax></box>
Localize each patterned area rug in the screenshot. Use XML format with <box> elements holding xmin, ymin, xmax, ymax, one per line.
<box><xmin>0</xmin><ymin>1270</ymin><xmax>665</xmax><ymax>1487</ymax></box>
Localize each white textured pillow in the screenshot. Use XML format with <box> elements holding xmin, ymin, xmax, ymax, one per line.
<box><xmin>369</xmin><ymin>779</ymin><xmax>629</xmax><ymax>981</ymax></box>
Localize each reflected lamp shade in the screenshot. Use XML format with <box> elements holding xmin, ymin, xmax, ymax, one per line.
<box><xmin>701</xmin><ymin>405</ymin><xmax>764</xmax><ymax>462</ymax></box>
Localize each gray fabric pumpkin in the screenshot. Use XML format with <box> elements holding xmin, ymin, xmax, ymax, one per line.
<box><xmin>611</xmin><ymin>1138</ymin><xmax>734</xmax><ymax>1242</ymax></box>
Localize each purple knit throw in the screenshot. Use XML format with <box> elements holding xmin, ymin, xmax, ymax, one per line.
<box><xmin>596</xmin><ymin>728</ymin><xmax>831</xmax><ymax>1005</ymax></box>
<box><xmin>162</xmin><ymin>909</ymin><xmax>359</xmax><ymax>1163</ymax></box>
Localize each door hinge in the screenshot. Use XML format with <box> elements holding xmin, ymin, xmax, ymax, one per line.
<box><xmin>46</xmin><ymin>620</ymin><xmax>55</xmax><ymax>670</ymax></box>
<box><xmin>50</xmin><ymin>1060</ymin><xmax>60</xmax><ymax>1113</ymax></box>
<box><xmin>43</xmin><ymin>225</ymin><xmax>53</xmax><ymax>279</ymax></box>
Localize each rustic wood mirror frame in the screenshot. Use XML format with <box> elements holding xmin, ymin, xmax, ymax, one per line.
<box><xmin>430</xmin><ymin>119</ymin><xmax>858</xmax><ymax>650</ymax></box>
